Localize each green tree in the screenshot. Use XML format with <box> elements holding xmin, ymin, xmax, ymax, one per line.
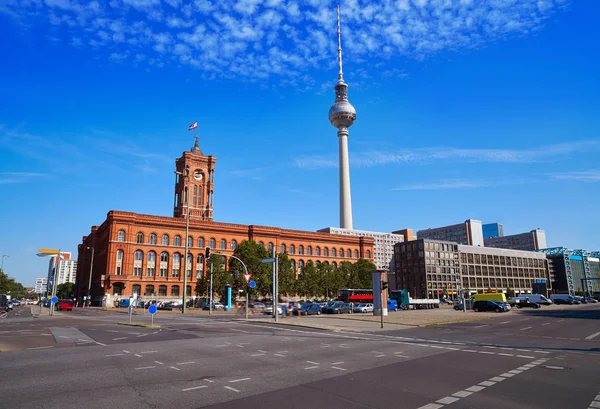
<box><xmin>0</xmin><ymin>269</ymin><xmax>28</xmax><ymax>299</ymax></box>
<box><xmin>342</xmin><ymin>259</ymin><xmax>377</xmax><ymax>289</ymax></box>
<box><xmin>207</xmin><ymin>254</ymin><xmax>229</xmax><ymax>300</ymax></box>
<box><xmin>232</xmin><ymin>240</ymin><xmax>272</xmax><ymax>296</ymax></box>
<box><xmin>297</xmin><ymin>261</ymin><xmax>320</xmax><ymax>298</ymax></box>
<box><xmin>277</xmin><ymin>252</ymin><xmax>296</xmax><ymax>298</ymax></box>
<box><xmin>56</xmin><ymin>283</ymin><xmax>74</xmax><ymax>299</ymax></box>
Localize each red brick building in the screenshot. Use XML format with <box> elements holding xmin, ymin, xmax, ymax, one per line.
<box><xmin>75</xmin><ymin>138</ymin><xmax>374</xmax><ymax>303</ymax></box>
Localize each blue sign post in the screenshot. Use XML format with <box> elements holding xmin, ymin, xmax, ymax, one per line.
<box><xmin>148</xmin><ymin>304</ymin><xmax>157</xmax><ymax>326</ymax></box>
<box><xmin>249</xmin><ymin>281</ymin><xmax>256</xmax><ymax>289</ymax></box>
<box><xmin>225</xmin><ymin>284</ymin><xmax>232</xmax><ymax>311</ymax></box>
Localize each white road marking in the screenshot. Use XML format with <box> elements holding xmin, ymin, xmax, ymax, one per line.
<box><xmin>135</xmin><ymin>366</ymin><xmax>156</xmax><ymax>370</ymax></box>
<box><xmin>95</xmin><ymin>341</ymin><xmax>107</xmax><ymax>346</ymax></box>
<box><xmin>465</xmin><ymin>386</ymin><xmax>485</xmax><ymax>392</ymax></box>
<box><xmin>224</xmin><ymin>386</ymin><xmax>239</xmax><ymax>393</ymax></box>
<box><xmin>558</xmin><ymin>319</ymin><xmax>565</xmax><ymax>322</ymax></box>
<box><xmin>586</xmin><ymin>332</ymin><xmax>600</xmax><ymax>340</ymax></box>
<box><xmin>170</xmin><ymin>366</ymin><xmax>181</xmax><ymax>371</ymax></box>
<box><xmin>27</xmin><ymin>346</ymin><xmax>54</xmax><ymax>350</ymax></box>
<box><xmin>483</xmin><ymin>346</ymin><xmax>496</xmax><ymax>349</ymax></box>
<box><xmin>257</xmin><ymin>350</ymin><xmax>267</xmax><ymax>353</ymax></box>
<box><xmin>517</xmin><ymin>355</ymin><xmax>535</xmax><ymax>359</ymax></box>
<box><xmin>479</xmin><ymin>381</ymin><xmax>496</xmax><ymax>387</ymax></box>
<box><xmin>59</xmin><ymin>335</ymin><xmax>69</xmax><ymax>339</ymax></box>
<box><xmin>417</xmin><ymin>404</ymin><xmax>443</xmax><ymax>409</ymax></box>
<box><xmin>331</xmin><ymin>361</ymin><xmax>345</xmax><ymax>365</ymax></box>
<box><xmin>230</xmin><ymin>378</ymin><xmax>250</xmax><ymax>383</ymax></box>
<box><xmin>107</xmin><ymin>330</ymin><xmax>119</xmax><ymax>333</ymax></box>
<box><xmin>250</xmin><ymin>353</ymin><xmax>265</xmax><ymax>357</ymax></box>
<box><xmin>274</xmin><ymin>353</ymin><xmax>286</xmax><ymax>357</ymax></box>
<box><xmin>331</xmin><ymin>366</ymin><xmax>347</xmax><ymax>371</ymax></box>
<box><xmin>182</xmin><ymin>385</ymin><xmax>207</xmax><ymax>391</ymax></box>
<box><xmin>436</xmin><ymin>397</ymin><xmax>460</xmax><ymax>405</ymax></box>
<box><xmin>134</xmin><ymin>354</ymin><xmax>142</xmax><ymax>357</ymax></box>
<box><xmin>478</xmin><ymin>351</ymin><xmax>495</xmax><ymax>355</ymax></box>
<box><xmin>141</xmin><ymin>351</ymin><xmax>157</xmax><ymax>354</ymax></box>
<box><xmin>474</xmin><ymin>325</ymin><xmax>489</xmax><ymax>328</ymax></box>
<box><xmin>520</xmin><ymin>327</ymin><xmax>532</xmax><ymax>331</ymax></box>
<box><xmin>306</xmin><ymin>361</ymin><xmax>320</xmax><ymax>365</ymax></box>
<box><xmin>498</xmin><ymin>353</ymin><xmax>514</xmax><ymax>357</ymax></box>
<box><xmin>304</xmin><ymin>366</ymin><xmax>319</xmax><ymax>370</ymax></box>
<box><xmin>122</xmin><ymin>350</ymin><xmax>131</xmax><ymax>353</ymax></box>
<box><xmin>453</xmin><ymin>391</ymin><xmax>473</xmax><ymax>398</ymax></box>
<box><xmin>105</xmin><ymin>353</ymin><xmax>124</xmax><ymax>357</ymax></box>
<box><xmin>204</xmin><ymin>379</ymin><xmax>214</xmax><ymax>383</ymax></box>
<box><xmin>154</xmin><ymin>361</ymin><xmax>163</xmax><ymax>365</ymax></box>
<box><xmin>499</xmin><ymin>321</ymin><xmax>511</xmax><ymax>324</ymax></box>
<box><xmin>236</xmin><ymin>344</ymin><xmax>244</xmax><ymax>348</ymax></box>
<box><xmin>177</xmin><ymin>361</ymin><xmax>195</xmax><ymax>365</ymax></box>
<box><xmin>137</xmin><ymin>334</ymin><xmax>148</xmax><ymax>337</ymax></box>
<box><xmin>489</xmin><ymin>377</ymin><xmax>506</xmax><ymax>382</ymax></box>
<box><xmin>542</xmin><ymin>322</ymin><xmax>551</xmax><ymax>326</ymax></box>
<box><xmin>113</xmin><ymin>337</ymin><xmax>127</xmax><ymax>341</ymax></box>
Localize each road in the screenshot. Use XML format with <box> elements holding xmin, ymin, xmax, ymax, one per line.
<box><xmin>1</xmin><ymin>304</ymin><xmax>599</xmax><ymax>409</ymax></box>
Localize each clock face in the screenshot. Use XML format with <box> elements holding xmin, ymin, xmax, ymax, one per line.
<box><xmin>193</xmin><ymin>171</ymin><xmax>203</xmax><ymax>181</ymax></box>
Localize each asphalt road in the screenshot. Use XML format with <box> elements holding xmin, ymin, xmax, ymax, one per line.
<box><xmin>1</xmin><ymin>304</ymin><xmax>599</xmax><ymax>409</ymax></box>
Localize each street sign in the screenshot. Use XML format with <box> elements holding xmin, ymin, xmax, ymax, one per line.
<box><xmin>51</xmin><ymin>296</ymin><xmax>58</xmax><ymax>303</ymax></box>
<box><xmin>261</xmin><ymin>258</ymin><xmax>275</xmax><ymax>263</ymax></box>
<box><xmin>249</xmin><ymin>281</ymin><xmax>256</xmax><ymax>289</ymax></box>
<box><xmin>38</xmin><ymin>248</ymin><xmax>60</xmax><ymax>254</ymax></box>
<box><xmin>148</xmin><ymin>305</ymin><xmax>157</xmax><ymax>315</ymax></box>
<box><xmin>243</xmin><ymin>273</ymin><xmax>252</xmax><ymax>282</ymax></box>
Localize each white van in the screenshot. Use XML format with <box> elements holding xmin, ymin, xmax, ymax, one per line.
<box><xmin>527</xmin><ymin>294</ymin><xmax>552</xmax><ymax>305</ymax></box>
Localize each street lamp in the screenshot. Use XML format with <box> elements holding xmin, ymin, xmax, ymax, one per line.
<box><xmin>37</xmin><ymin>248</ymin><xmax>62</xmax><ymax>316</ymax></box>
<box><xmin>1</xmin><ymin>254</ymin><xmax>8</xmax><ymax>272</ymax></box>
<box><xmin>175</xmin><ymin>168</ymin><xmax>191</xmax><ymax>313</ymax></box>
<box><xmin>86</xmin><ymin>247</ymin><xmax>95</xmax><ymax>307</ymax></box>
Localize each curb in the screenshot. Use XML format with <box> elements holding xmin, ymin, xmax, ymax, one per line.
<box><xmin>117</xmin><ymin>322</ymin><xmax>161</xmax><ymax>328</ymax></box>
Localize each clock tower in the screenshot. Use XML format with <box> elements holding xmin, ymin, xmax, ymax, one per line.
<box><xmin>174</xmin><ymin>135</ymin><xmax>216</xmax><ymax>221</ymax></box>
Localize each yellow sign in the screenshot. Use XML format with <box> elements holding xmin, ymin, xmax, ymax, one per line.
<box><xmin>37</xmin><ymin>248</ymin><xmax>60</xmax><ymax>254</ymax></box>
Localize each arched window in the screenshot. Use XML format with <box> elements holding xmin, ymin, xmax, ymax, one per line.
<box><xmin>324</xmin><ymin>261</ymin><xmax>329</xmax><ymax>265</ymax></box>
<box><xmin>280</xmin><ymin>244</ymin><xmax>286</xmax><ymax>253</ymax></box>
<box><xmin>366</xmin><ymin>250</ymin><xmax>371</xmax><ymax>258</ymax></box>
<box><xmin>209</xmin><ymin>238</ymin><xmax>216</xmax><ymax>248</ymax></box>
<box><xmin>147</xmin><ymin>251</ymin><xmax>156</xmax><ymax>277</ymax></box>
<box><xmin>298</xmin><ymin>260</ymin><xmax>304</xmax><ymax>272</ymax></box>
<box><xmin>331</xmin><ymin>248</ymin><xmax>336</xmax><ymax>257</ymax></box>
<box><xmin>198</xmin><ymin>237</ymin><xmax>205</xmax><ymax>248</ymax></box>
<box><xmin>158</xmin><ymin>285</ymin><xmax>167</xmax><ymax>296</ymax></box>
<box><xmin>307</xmin><ymin>246</ymin><xmax>312</xmax><ymax>256</ymax></box>
<box><xmin>149</xmin><ymin>233</ymin><xmax>157</xmax><ymax>245</ymax></box>
<box><xmin>186</xmin><ymin>286</ymin><xmax>192</xmax><ymax>296</ymax></box>
<box><xmin>353</xmin><ymin>250</ymin><xmax>359</xmax><ymax>258</ymax></box>
<box><xmin>174</xmin><ymin>235</ymin><xmax>182</xmax><ymax>247</ymax></box>
<box><xmin>159</xmin><ymin>252</ymin><xmax>169</xmax><ymax>277</ymax></box>
<box><xmin>162</xmin><ymin>234</ymin><xmax>169</xmax><ymax>245</ymax></box>
<box><xmin>145</xmin><ymin>285</ymin><xmax>155</xmax><ymax>296</ymax></box>
<box><xmin>117</xmin><ymin>230</ymin><xmax>125</xmax><ymax>242</ymax></box>
<box><xmin>268</xmin><ymin>242</ymin><xmax>274</xmax><ymax>252</ymax></box>
<box><xmin>116</xmin><ymin>250</ymin><xmax>123</xmax><ymax>275</ymax></box>
<box><xmin>259</xmin><ymin>241</ymin><xmax>264</xmax><ymax>248</ymax></box>
<box><xmin>172</xmin><ymin>253</ymin><xmax>181</xmax><ymax>277</ymax></box>
<box><xmin>136</xmin><ymin>232</ymin><xmax>144</xmax><ymax>244</ymax></box>
<box><xmin>332</xmin><ymin>261</ymin><xmax>337</xmax><ymax>268</ymax></box>
<box><xmin>346</xmin><ymin>249</ymin><xmax>351</xmax><ymax>258</ymax></box>
<box><xmin>196</xmin><ymin>254</ymin><xmax>204</xmax><ymax>278</ymax></box>
<box><xmin>299</xmin><ymin>245</ymin><xmax>304</xmax><ymax>255</ymax></box>
<box><xmin>132</xmin><ymin>284</ymin><xmax>141</xmax><ymax>296</ymax></box>
<box><xmin>291</xmin><ymin>259</ymin><xmax>296</xmax><ymax>271</ymax></box>
<box><xmin>324</xmin><ymin>247</ymin><xmax>329</xmax><ymax>257</ymax></box>
<box><xmin>220</xmin><ymin>239</ymin><xmax>226</xmax><ymax>250</ymax></box>
<box><xmin>186</xmin><ymin>253</ymin><xmax>193</xmax><ymax>278</ymax></box>
<box><xmin>316</xmin><ymin>247</ymin><xmax>321</xmax><ymax>256</ymax></box>
<box><xmin>339</xmin><ymin>248</ymin><xmax>344</xmax><ymax>257</ymax></box>
<box><xmin>290</xmin><ymin>245</ymin><xmax>295</xmax><ymax>255</ymax></box>
<box><xmin>188</xmin><ymin>236</ymin><xmax>193</xmax><ymax>248</ymax></box>
<box><xmin>171</xmin><ymin>285</ymin><xmax>180</xmax><ymax>296</ymax></box>
<box><xmin>134</xmin><ymin>250</ymin><xmax>143</xmax><ymax>276</ymax></box>
<box><xmin>231</xmin><ymin>240</ymin><xmax>237</xmax><ymax>250</ymax></box>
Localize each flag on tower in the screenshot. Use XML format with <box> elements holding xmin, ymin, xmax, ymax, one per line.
<box><xmin>188</xmin><ymin>121</ymin><xmax>198</xmax><ymax>131</ymax></box>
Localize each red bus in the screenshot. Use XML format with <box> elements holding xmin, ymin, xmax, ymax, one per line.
<box><xmin>337</xmin><ymin>289</ymin><xmax>373</xmax><ymax>303</ymax></box>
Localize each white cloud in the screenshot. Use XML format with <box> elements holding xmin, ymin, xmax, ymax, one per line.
<box><xmin>391</xmin><ymin>178</ymin><xmax>530</xmax><ymax>191</ymax></box>
<box><xmin>550</xmin><ymin>170</ymin><xmax>600</xmax><ymax>182</ymax></box>
<box><xmin>294</xmin><ymin>140</ymin><xmax>600</xmax><ymax>169</ymax></box>
<box><xmin>2</xmin><ymin>0</ymin><xmax>569</xmax><ymax>81</ymax></box>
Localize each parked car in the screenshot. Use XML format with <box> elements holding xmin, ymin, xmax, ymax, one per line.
<box><xmin>514</xmin><ymin>299</ymin><xmax>541</xmax><ymax>309</ymax></box>
<box><xmin>203</xmin><ymin>302</ymin><xmax>225</xmax><ymax>311</ymax></box>
<box><xmin>472</xmin><ymin>300</ymin><xmax>510</xmax><ymax>312</ymax></box>
<box><xmin>263</xmin><ymin>304</ymin><xmax>283</xmax><ymax>315</ymax></box>
<box><xmin>57</xmin><ymin>299</ymin><xmax>74</xmax><ymax>311</ymax></box>
<box><xmin>353</xmin><ymin>303</ymin><xmax>374</xmax><ymax>313</ymax></box>
<box><xmin>454</xmin><ymin>299</ymin><xmax>474</xmax><ymax>310</ymax></box>
<box><xmin>322</xmin><ymin>301</ymin><xmax>344</xmax><ymax>314</ymax></box>
<box><xmin>550</xmin><ymin>294</ymin><xmax>577</xmax><ymax>305</ymax></box>
<box><xmin>324</xmin><ymin>302</ymin><xmax>351</xmax><ymax>314</ymax></box>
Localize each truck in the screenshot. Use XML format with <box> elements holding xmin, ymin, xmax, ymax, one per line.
<box><xmin>390</xmin><ymin>290</ymin><xmax>440</xmax><ymax>310</ymax></box>
<box><xmin>473</xmin><ymin>293</ymin><xmax>507</xmax><ymax>303</ymax></box>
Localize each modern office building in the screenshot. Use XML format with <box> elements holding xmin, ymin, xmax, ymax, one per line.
<box><xmin>485</xmin><ymin>229</ymin><xmax>547</xmax><ymax>251</ymax></box>
<box><xmin>417</xmin><ymin>219</ymin><xmax>484</xmax><ymax>247</ymax></box>
<box><xmin>538</xmin><ymin>247</ymin><xmax>600</xmax><ymax>295</ymax></box>
<box><xmin>75</xmin><ymin>138</ymin><xmax>374</xmax><ymax>304</ymax></box>
<box><xmin>392</xmin><ymin>228</ymin><xmax>415</xmax><ymax>242</ymax></box>
<box><xmin>394</xmin><ymin>239</ymin><xmax>549</xmax><ymax>299</ymax></box>
<box><xmin>482</xmin><ymin>223</ymin><xmax>504</xmax><ymax>239</ymax></box>
<box><xmin>46</xmin><ymin>253</ymin><xmax>77</xmax><ymax>292</ymax></box>
<box><xmin>34</xmin><ymin>277</ymin><xmax>48</xmax><ymax>294</ymax></box>
<box><xmin>319</xmin><ymin>227</ymin><xmax>404</xmax><ymax>272</ymax></box>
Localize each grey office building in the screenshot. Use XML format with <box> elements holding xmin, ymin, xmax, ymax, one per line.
<box><xmin>417</xmin><ymin>219</ymin><xmax>484</xmax><ymax>247</ymax></box>
<box><xmin>485</xmin><ymin>229</ymin><xmax>547</xmax><ymax>251</ymax></box>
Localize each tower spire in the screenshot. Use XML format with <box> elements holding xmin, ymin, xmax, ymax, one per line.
<box><xmin>191</xmin><ymin>133</ymin><xmax>203</xmax><ymax>154</ymax></box>
<box><xmin>328</xmin><ymin>4</ymin><xmax>356</xmax><ymax>230</ymax></box>
<box><xmin>337</xmin><ymin>4</ymin><xmax>344</xmax><ymax>84</ymax></box>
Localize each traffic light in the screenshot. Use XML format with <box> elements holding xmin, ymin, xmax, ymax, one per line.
<box><xmin>205</xmin><ymin>246</ymin><xmax>211</xmax><ymax>259</ymax></box>
<box><xmin>381</xmin><ymin>281</ymin><xmax>388</xmax><ymax>290</ymax></box>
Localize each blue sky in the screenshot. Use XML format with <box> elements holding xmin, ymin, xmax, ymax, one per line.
<box><xmin>1</xmin><ymin>0</ymin><xmax>598</xmax><ymax>287</ymax></box>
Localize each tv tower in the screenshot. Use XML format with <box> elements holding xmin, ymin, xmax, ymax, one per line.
<box><xmin>328</xmin><ymin>5</ymin><xmax>356</xmax><ymax>230</ymax></box>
